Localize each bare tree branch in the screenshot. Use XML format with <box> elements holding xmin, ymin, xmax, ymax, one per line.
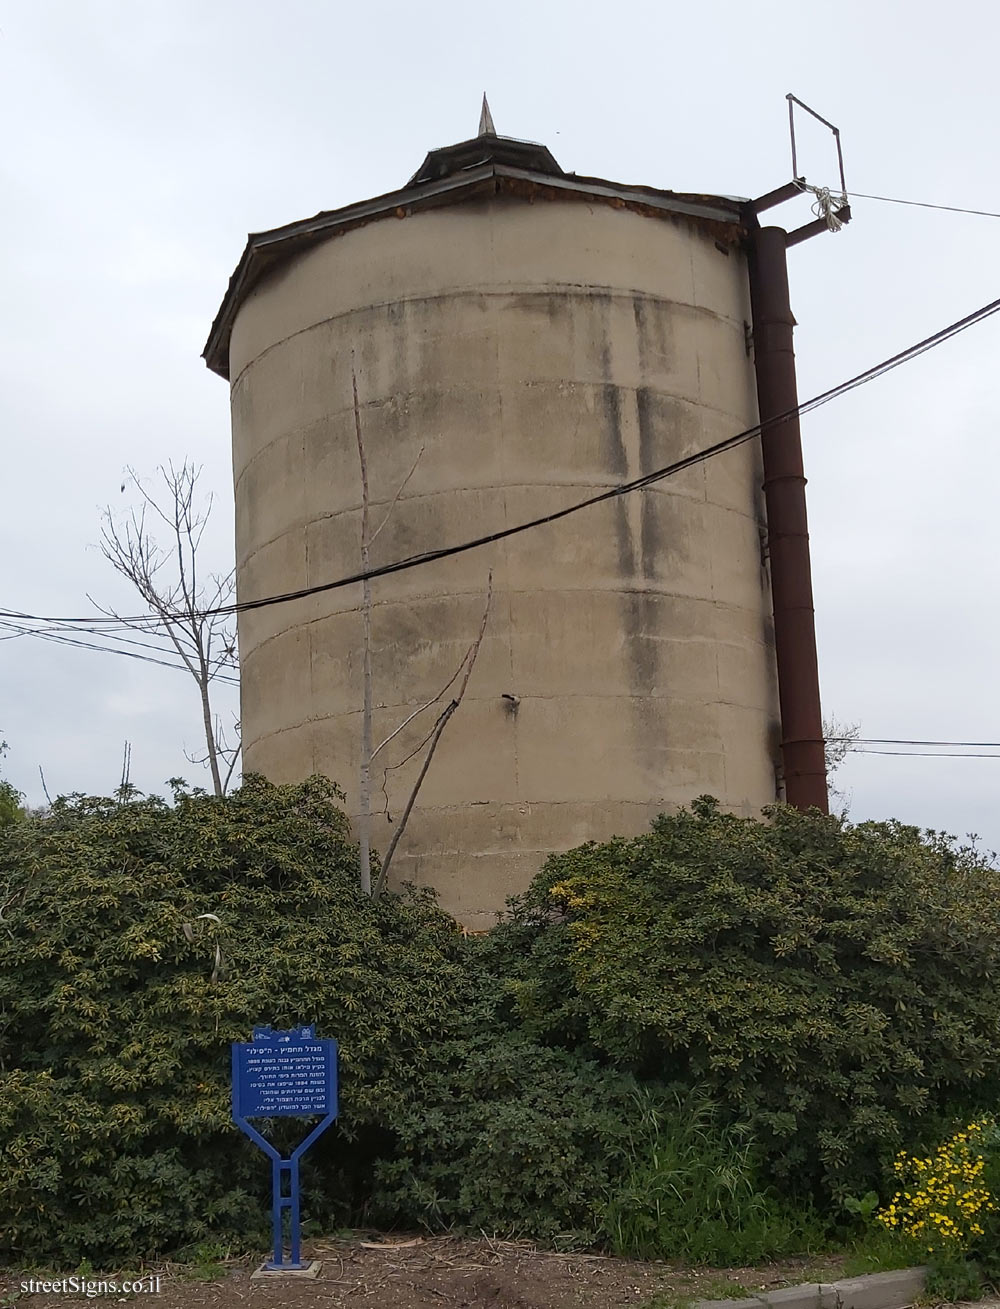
<box><xmin>184</xmin><ymin>712</ymin><xmax>242</xmax><ymax>797</ymax></box>
<box><xmin>824</xmin><ymin>714</ymin><xmax>860</xmax><ymax>816</ymax></box>
<box><xmin>352</xmin><ymin>364</ymin><xmax>374</xmax><ymax>896</ymax></box>
<box><xmin>372</xmin><ymin>654</ymin><xmax>467</xmax><ymax>761</ymax></box>
<box><xmin>378</xmin><ymin>713</ymin><xmax>442</xmax><ymax>824</ymax></box>
<box><xmin>374</xmin><ymin>622</ymin><xmax>493</xmax><ymax>818</ymax></box>
<box><xmin>95</xmin><ymin>461</ymin><xmax>239</xmax><ymax>797</ymax></box>
<box><xmin>373</xmin><ymin>572</ymin><xmax>492</xmax><ymax>898</ymax></box>
<box><xmin>824</xmin><ymin>715</ymin><xmax>861</xmax><ymax>774</ymax></box>
<box><xmin>370</xmin><ymin>444</ymin><xmax>425</xmax><ymax>545</ymax></box>
<box><xmin>221</xmin><ymin>732</ymin><xmax>242</xmax><ymax>795</ymax></box>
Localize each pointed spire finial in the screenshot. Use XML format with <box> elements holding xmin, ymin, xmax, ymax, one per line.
<box><xmin>478</xmin><ymin>93</ymin><xmax>496</xmax><ymax>137</ymax></box>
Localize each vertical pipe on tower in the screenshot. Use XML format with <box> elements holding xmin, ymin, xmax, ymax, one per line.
<box><xmin>748</xmin><ymin>225</ymin><xmax>829</xmax><ymax>813</ymax></box>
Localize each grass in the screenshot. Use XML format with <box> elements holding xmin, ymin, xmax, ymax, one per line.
<box><xmin>602</xmin><ymin>1088</ymin><xmax>828</xmax><ymax>1266</ymax></box>
<box><xmin>637</xmin><ymin>1266</ymin><xmax>810</xmax><ymax>1309</ymax></box>
<box><xmin>634</xmin><ymin>1230</ymin><xmax>928</xmax><ymax>1309</ymax></box>
<box><xmin>173</xmin><ymin>1240</ymin><xmax>234</xmax><ymax>1282</ymax></box>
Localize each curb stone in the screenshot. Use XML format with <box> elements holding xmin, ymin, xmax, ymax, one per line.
<box><xmin>692</xmin><ymin>1267</ymin><xmax>928</xmax><ymax>1309</ymax></box>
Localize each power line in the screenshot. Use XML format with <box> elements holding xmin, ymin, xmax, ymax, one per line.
<box><xmin>846</xmin><ymin>190</ymin><xmax>1000</xmax><ymax>220</ymax></box>
<box><xmin>3</xmin><ymin>289</ymin><xmax>1000</xmax><ymax>630</ymax></box>
<box><xmin>0</xmin><ymin>621</ymin><xmax>239</xmax><ymax>683</ymax></box>
<box><xmin>0</xmin><ymin>607</ymin><xmax>170</xmax><ymax>636</ymax></box>
<box><xmin>0</xmin><ymin>619</ymin><xmax>240</xmax><ymax>685</ymax></box>
<box><xmin>808</xmin><ymin>181</ymin><xmax>1000</xmax><ymax>219</ymax></box>
<box><xmin>0</xmin><ymin>605</ymin><xmax>221</xmax><ymax>638</ymax></box>
<box><xmin>834</xmin><ymin>737</ymin><xmax>1000</xmax><ymax>748</ymax></box>
<box><xmin>2</xmin><ymin>619</ymin><xmax>221</xmax><ymax>663</ymax></box>
<box><xmin>833</xmin><ymin>737</ymin><xmax>1000</xmax><ymax>759</ymax></box>
<box><xmin>853</xmin><ymin>749</ymin><xmax>1000</xmax><ymax>759</ymax></box>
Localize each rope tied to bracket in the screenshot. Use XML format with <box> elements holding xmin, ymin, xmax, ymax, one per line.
<box><xmin>795</xmin><ymin>180</ymin><xmax>849</xmax><ymax>231</ymax></box>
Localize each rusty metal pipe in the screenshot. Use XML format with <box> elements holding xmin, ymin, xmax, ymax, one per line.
<box><xmin>787</xmin><ymin>204</ymin><xmax>851</xmax><ymax>247</ymax></box>
<box><xmin>752</xmin><ymin>180</ymin><xmax>805</xmax><ymax>214</ymax></box>
<box><xmin>748</xmin><ymin>225</ymin><xmax>829</xmax><ymax>813</ymax></box>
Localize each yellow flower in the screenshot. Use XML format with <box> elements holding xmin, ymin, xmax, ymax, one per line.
<box><xmin>877</xmin><ymin>1121</ymin><xmax>995</xmax><ymax>1256</ymax></box>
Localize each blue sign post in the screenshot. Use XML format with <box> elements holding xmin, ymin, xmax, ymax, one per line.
<box><xmin>232</xmin><ymin>1025</ymin><xmax>338</xmax><ymax>1272</ymax></box>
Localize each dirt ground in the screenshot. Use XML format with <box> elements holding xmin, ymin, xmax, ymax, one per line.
<box><xmin>1</xmin><ymin>1236</ymin><xmax>862</xmax><ymax>1309</ymax></box>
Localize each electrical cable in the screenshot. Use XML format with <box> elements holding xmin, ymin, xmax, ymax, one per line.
<box><xmin>852</xmin><ymin>749</ymin><xmax>1000</xmax><ymax>759</ymax></box>
<box><xmin>846</xmin><ymin>191</ymin><xmax>1000</xmax><ymax>220</ymax></box>
<box><xmin>804</xmin><ymin>177</ymin><xmax>1000</xmax><ymax>219</ymax></box>
<box><xmin>3</xmin><ymin>289</ymin><xmax>1000</xmax><ymax>630</ymax></box>
<box><xmin>833</xmin><ymin>737</ymin><xmax>1000</xmax><ymax>760</ymax></box>
<box><xmin>832</xmin><ymin>737</ymin><xmax>1000</xmax><ymax>748</ymax></box>
<box><xmin>0</xmin><ymin>606</ymin><xmax>173</xmax><ymax>635</ymax></box>
<box><xmin>0</xmin><ymin>622</ymin><xmax>240</xmax><ymax>683</ymax></box>
<box><xmin>1</xmin><ymin>619</ymin><xmax>228</xmax><ymax>663</ymax></box>
<box><xmin>0</xmin><ymin>620</ymin><xmax>240</xmax><ymax>684</ymax></box>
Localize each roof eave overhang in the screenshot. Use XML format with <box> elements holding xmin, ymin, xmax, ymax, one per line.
<box><xmin>203</xmin><ymin>165</ymin><xmax>749</xmax><ymax>380</ymax></box>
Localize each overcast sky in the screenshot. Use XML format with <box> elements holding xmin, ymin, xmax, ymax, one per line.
<box><xmin>2</xmin><ymin>0</ymin><xmax>998</xmax><ymax>852</ymax></box>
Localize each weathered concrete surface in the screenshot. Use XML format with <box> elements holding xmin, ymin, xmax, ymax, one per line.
<box><xmin>758</xmin><ymin>1284</ymin><xmax>842</xmax><ymax>1309</ymax></box>
<box><xmin>229</xmin><ymin>195</ymin><xmax>780</xmax><ymax>926</ymax></box>
<box><xmin>692</xmin><ymin>1267</ymin><xmax>928</xmax><ymax>1309</ymax></box>
<box><xmin>824</xmin><ymin>1270</ymin><xmax>928</xmax><ymax>1309</ymax></box>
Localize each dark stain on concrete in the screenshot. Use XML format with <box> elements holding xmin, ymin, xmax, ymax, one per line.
<box><xmin>599</xmin><ymin>382</ymin><xmax>628</xmax><ymax>479</ymax></box>
<box><xmin>632</xmin><ymin>296</ymin><xmax>650</xmax><ymax>377</ymax></box>
<box><xmin>636</xmin><ymin>386</ymin><xmax>660</xmax><ymax>582</ymax></box>
<box><xmin>635</xmin><ymin>387</ymin><xmax>698</xmax><ymax>586</ymax></box>
<box><xmin>632</xmin><ymin>293</ymin><xmax>674</xmax><ymax>379</ymax></box>
<box><xmin>508</xmin><ymin>289</ymin><xmax>573</xmax><ymax>324</ymax></box>
<box><xmin>589</xmin><ymin>292</ymin><xmax>636</xmax><ymax>584</ymax></box>
<box><xmin>621</xmin><ymin>591</ymin><xmax>660</xmax><ymax>695</ymax></box>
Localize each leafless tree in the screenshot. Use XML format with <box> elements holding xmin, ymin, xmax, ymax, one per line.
<box><xmin>95</xmin><ymin>462</ymin><xmax>240</xmax><ymax>797</ymax></box>
<box><xmin>351</xmin><ymin>365</ymin><xmax>491</xmax><ymax>897</ymax></box>
<box><xmin>824</xmin><ymin>714</ymin><xmax>861</xmax><ymax>815</ymax></box>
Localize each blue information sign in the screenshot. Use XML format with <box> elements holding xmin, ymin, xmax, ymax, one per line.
<box><xmin>233</xmin><ymin>1024</ymin><xmax>337</xmax><ymax>1118</ymax></box>
<box><xmin>231</xmin><ymin>1025</ymin><xmax>339</xmax><ymax>1271</ymax></box>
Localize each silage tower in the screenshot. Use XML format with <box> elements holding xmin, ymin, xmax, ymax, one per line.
<box><xmin>204</xmin><ymin>109</ymin><xmax>830</xmax><ymax>927</ymax></box>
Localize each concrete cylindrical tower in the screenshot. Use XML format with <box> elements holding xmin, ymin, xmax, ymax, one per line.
<box><xmin>206</xmin><ymin>130</ymin><xmax>781</xmax><ymax>927</ymax></box>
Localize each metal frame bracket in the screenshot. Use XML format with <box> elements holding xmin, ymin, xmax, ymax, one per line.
<box><xmin>750</xmin><ymin>94</ymin><xmax>851</xmax><ymax>244</ymax></box>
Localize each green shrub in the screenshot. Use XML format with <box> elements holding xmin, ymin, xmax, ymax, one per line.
<box><xmin>485</xmin><ymin>798</ymin><xmax>1000</xmax><ymax>1205</ymax></box>
<box><xmin>367</xmin><ymin>952</ymin><xmax>645</xmax><ymax>1243</ymax></box>
<box><xmin>0</xmin><ymin>740</ymin><xmax>22</xmax><ymax>828</ymax></box>
<box><xmin>369</xmin><ymin>951</ymin><xmax>825</xmax><ymax>1257</ymax></box>
<box><xmin>0</xmin><ymin>775</ymin><xmax>464</xmax><ymax>1264</ymax></box>
<box><xmin>10</xmin><ymin>778</ymin><xmax>1000</xmax><ymax>1266</ymax></box>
